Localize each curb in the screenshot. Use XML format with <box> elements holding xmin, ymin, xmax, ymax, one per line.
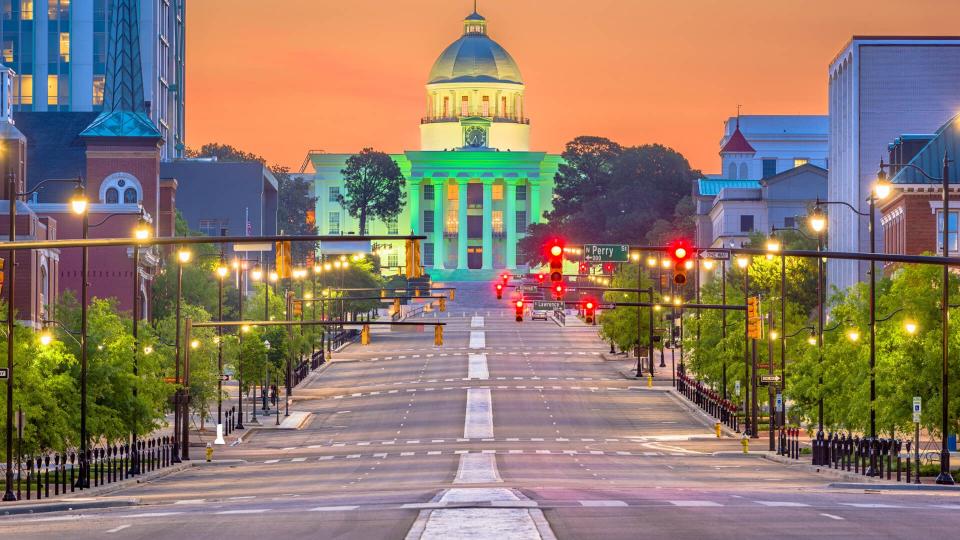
<box><xmin>0</xmin><ymin>497</ymin><xmax>141</xmax><ymax>517</ymax></box>
<box><xmin>662</xmin><ymin>388</ymin><xmax>737</xmax><ymax>438</ymax></box>
<box><xmin>828</xmin><ymin>482</ymin><xmax>960</xmax><ymax>492</ymax></box>
<box><xmin>760</xmin><ymin>452</ymin><xmax>908</xmax><ymax>485</ymax></box>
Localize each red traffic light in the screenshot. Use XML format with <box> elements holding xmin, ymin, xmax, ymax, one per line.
<box><xmin>584</xmin><ymin>299</ymin><xmax>596</xmax><ymax>324</ymax></box>
<box><xmin>536</xmin><ymin>273</ymin><xmax>545</xmax><ymax>283</ymax></box>
<box><xmin>667</xmin><ymin>239</ymin><xmax>694</xmax><ymax>287</ymax></box>
<box><xmin>515</xmin><ymin>299</ymin><xmax>524</xmax><ymax>322</ymax></box>
<box><xmin>550</xmin><ymin>244</ymin><xmax>563</xmax><ymax>257</ymax></box>
<box><xmin>603</xmin><ymin>262</ymin><xmax>614</xmax><ymax>274</ymax></box>
<box><xmin>501</xmin><ymin>272</ymin><xmax>510</xmax><ymax>284</ymax></box>
<box><xmin>495</xmin><ymin>283</ymin><xmax>504</xmax><ymax>299</ymax></box>
<box><xmin>585</xmin><ymin>301</ymin><xmax>595</xmax><ymax>310</ymax></box>
<box><xmin>547</xmin><ymin>239</ymin><xmax>565</xmax><ymax>282</ymax></box>
<box><xmin>515</xmin><ymin>300</ymin><xmax>524</xmax><ymax>308</ymax></box>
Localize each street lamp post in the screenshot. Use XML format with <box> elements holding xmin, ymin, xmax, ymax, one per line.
<box><xmin>235</xmin><ymin>259</ymin><xmax>246</xmax><ymax>430</ymax></box>
<box><xmin>736</xmin><ymin>255</ymin><xmax>751</xmax><ymax>436</ymax></box>
<box><xmin>129</xmin><ymin>215</ymin><xmax>150</xmax><ymax>474</ymax></box>
<box><xmin>809</xmin><ymin>206</ymin><xmax>827</xmax><ymax>463</ymax></box>
<box><xmin>214</xmin><ymin>259</ymin><xmax>228</xmax><ymax>444</ymax></box>
<box><xmin>173</xmin><ymin>248</ymin><xmax>191</xmax><ymax>462</ymax></box>
<box><xmin>877</xmin><ymin>154</ymin><xmax>954</xmax><ymax>484</ymax></box>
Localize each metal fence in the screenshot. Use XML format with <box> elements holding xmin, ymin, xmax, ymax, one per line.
<box><xmin>2</xmin><ymin>436</ymin><xmax>177</xmax><ymax>502</ymax></box>
<box><xmin>803</xmin><ymin>432</ymin><xmax>919</xmax><ymax>483</ymax></box>
<box><xmin>675</xmin><ymin>373</ymin><xmax>739</xmax><ymax>432</ymax></box>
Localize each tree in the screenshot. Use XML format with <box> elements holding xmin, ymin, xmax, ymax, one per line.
<box><xmin>338</xmin><ymin>148</ymin><xmax>406</xmax><ymax>235</ymax></box>
<box><xmin>519</xmin><ymin>137</ymin><xmax>700</xmax><ymax>265</ymax></box>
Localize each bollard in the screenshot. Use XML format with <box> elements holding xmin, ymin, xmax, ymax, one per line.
<box><xmin>205</xmin><ymin>443</ymin><xmax>213</xmax><ymax>463</ymax></box>
<box><xmin>715</xmin><ymin>422</ymin><xmax>722</xmax><ymax>438</ymax></box>
<box><xmin>741</xmin><ymin>433</ymin><xmax>749</xmax><ymax>454</ymax></box>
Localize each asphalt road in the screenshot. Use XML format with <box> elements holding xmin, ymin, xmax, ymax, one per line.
<box><xmin>4</xmin><ymin>281</ymin><xmax>960</xmax><ymax>539</ymax></box>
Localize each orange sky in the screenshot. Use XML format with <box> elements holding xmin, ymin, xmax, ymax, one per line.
<box><xmin>185</xmin><ymin>0</ymin><xmax>960</xmax><ymax>174</ymax></box>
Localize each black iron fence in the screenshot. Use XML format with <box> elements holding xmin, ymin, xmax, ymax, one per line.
<box><xmin>2</xmin><ymin>436</ymin><xmax>177</xmax><ymax>502</ymax></box>
<box><xmin>675</xmin><ymin>373</ymin><xmax>739</xmax><ymax>432</ymax></box>
<box><xmin>811</xmin><ymin>432</ymin><xmax>915</xmax><ymax>483</ymax></box>
<box><xmin>778</xmin><ymin>427</ymin><xmax>802</xmax><ymax>459</ymax></box>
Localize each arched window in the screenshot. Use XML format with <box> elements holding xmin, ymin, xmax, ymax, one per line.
<box><xmin>727</xmin><ymin>163</ymin><xmax>737</xmax><ymax>179</ymax></box>
<box><xmin>99</xmin><ymin>172</ymin><xmax>143</xmax><ymax>204</ymax></box>
<box><xmin>739</xmin><ymin>163</ymin><xmax>748</xmax><ymax>180</ymax></box>
<box><xmin>39</xmin><ymin>265</ymin><xmax>49</xmax><ymax>320</ymax></box>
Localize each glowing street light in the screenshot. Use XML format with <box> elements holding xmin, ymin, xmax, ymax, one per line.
<box><xmin>905</xmin><ymin>321</ymin><xmax>918</xmax><ymax>335</ymax></box>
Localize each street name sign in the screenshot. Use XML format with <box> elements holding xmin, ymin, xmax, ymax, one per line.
<box><xmin>219</xmin><ymin>375</ymin><xmax>231</xmax><ymax>382</ymax></box>
<box><xmin>760</xmin><ymin>375</ymin><xmax>781</xmax><ymax>384</ymax></box>
<box><xmin>699</xmin><ymin>250</ymin><xmax>730</xmax><ymax>260</ymax></box>
<box><xmin>776</xmin><ymin>393</ymin><xmax>783</xmax><ymax>412</ymax></box>
<box><xmin>913</xmin><ymin>396</ymin><xmax>922</xmax><ymax>423</ymax></box>
<box><xmin>583</xmin><ymin>244</ymin><xmax>630</xmax><ymax>263</ymax></box>
<box><xmin>599</xmin><ymin>303</ymin><xmax>617</xmax><ymax>310</ymax></box>
<box><xmin>534</xmin><ymin>301</ymin><xmax>564</xmax><ymax>311</ymax></box>
<box><xmin>0</xmin><ymin>367</ymin><xmax>6</xmax><ymax>379</ymax></box>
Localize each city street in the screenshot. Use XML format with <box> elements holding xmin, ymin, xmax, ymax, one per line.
<box><xmin>3</xmin><ymin>283</ymin><xmax>960</xmax><ymax>539</ymax></box>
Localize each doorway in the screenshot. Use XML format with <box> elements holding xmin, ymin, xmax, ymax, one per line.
<box><xmin>467</xmin><ymin>246</ymin><xmax>482</xmax><ymax>269</ymax></box>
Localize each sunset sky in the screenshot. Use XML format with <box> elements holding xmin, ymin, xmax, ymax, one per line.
<box><xmin>185</xmin><ymin>0</ymin><xmax>960</xmax><ymax>174</ymax></box>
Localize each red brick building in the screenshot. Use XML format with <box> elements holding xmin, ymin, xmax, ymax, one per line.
<box><xmin>879</xmin><ymin>117</ymin><xmax>960</xmax><ymax>265</ymax></box>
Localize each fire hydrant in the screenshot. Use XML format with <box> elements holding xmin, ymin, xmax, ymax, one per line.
<box><xmin>205</xmin><ymin>442</ymin><xmax>213</xmax><ymax>462</ymax></box>
<box><xmin>647</xmin><ymin>375</ymin><xmax>653</xmax><ymax>388</ymax></box>
<box><xmin>741</xmin><ymin>433</ymin><xmax>749</xmax><ymax>454</ymax></box>
<box><xmin>715</xmin><ymin>422</ymin><xmax>722</xmax><ymax>438</ymax></box>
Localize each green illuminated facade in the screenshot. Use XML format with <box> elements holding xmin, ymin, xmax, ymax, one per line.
<box><xmin>300</xmin><ymin>9</ymin><xmax>560</xmax><ymax>280</ymax></box>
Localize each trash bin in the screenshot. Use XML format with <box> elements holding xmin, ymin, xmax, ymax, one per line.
<box><xmin>949</xmin><ymin>434</ymin><xmax>957</xmax><ymax>452</ymax></box>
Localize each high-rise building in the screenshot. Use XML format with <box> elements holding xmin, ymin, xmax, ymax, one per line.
<box><xmin>1</xmin><ymin>0</ymin><xmax>184</xmax><ymax>160</ymax></box>
<box><xmin>827</xmin><ymin>36</ymin><xmax>960</xmax><ymax>293</ymax></box>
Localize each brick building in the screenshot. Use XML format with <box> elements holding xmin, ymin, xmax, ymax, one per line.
<box><xmin>879</xmin><ymin>115</ymin><xmax>960</xmax><ymax>263</ymax></box>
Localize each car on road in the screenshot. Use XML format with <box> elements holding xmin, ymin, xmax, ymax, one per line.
<box><xmin>531</xmin><ymin>309</ymin><xmax>549</xmax><ymax>321</ymax></box>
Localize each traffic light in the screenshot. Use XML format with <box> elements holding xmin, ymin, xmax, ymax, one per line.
<box><xmin>668</xmin><ymin>239</ymin><xmax>694</xmax><ymax>286</ymax></box>
<box><xmin>515</xmin><ymin>299</ymin><xmax>524</xmax><ymax>322</ymax></box>
<box><xmin>501</xmin><ymin>272</ymin><xmax>510</xmax><ymax>285</ymax></box>
<box><xmin>747</xmin><ymin>296</ymin><xmax>762</xmax><ymax>339</ymax></box>
<box><xmin>495</xmin><ymin>283</ymin><xmax>504</xmax><ymax>300</ymax></box>
<box><xmin>548</xmin><ymin>239</ymin><xmax>564</xmax><ymax>282</ymax></box>
<box><xmin>361</xmin><ymin>324</ymin><xmax>371</xmax><ymax>345</ymax></box>
<box><xmin>602</xmin><ymin>262</ymin><xmax>615</xmax><ymax>275</ymax></box>
<box><xmin>579</xmin><ymin>262</ymin><xmax>588</xmax><ymax>275</ymax></box>
<box><xmin>406</xmin><ymin>239</ymin><xmax>423</xmax><ymax>279</ymax></box>
<box><xmin>439</xmin><ymin>297</ymin><xmax>446</xmax><ymax>312</ymax></box>
<box><xmin>584</xmin><ymin>299</ymin><xmax>596</xmax><ymax>325</ymax></box>
<box><xmin>434</xmin><ymin>325</ymin><xmax>444</xmax><ymax>346</ymax></box>
<box><xmin>553</xmin><ymin>282</ymin><xmax>565</xmax><ymax>300</ymax></box>
<box><xmin>536</xmin><ymin>273</ymin><xmax>545</xmax><ymax>284</ymax></box>
<box><xmin>293</xmin><ymin>300</ymin><xmax>303</xmax><ymax>318</ymax></box>
<box><xmin>0</xmin><ymin>257</ymin><xmax>5</xmax><ymax>295</ymax></box>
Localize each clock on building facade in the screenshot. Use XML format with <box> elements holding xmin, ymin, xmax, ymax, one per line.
<box><xmin>464</xmin><ymin>126</ymin><xmax>488</xmax><ymax>148</ymax></box>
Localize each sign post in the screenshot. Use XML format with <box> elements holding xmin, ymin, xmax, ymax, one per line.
<box><xmin>583</xmin><ymin>244</ymin><xmax>629</xmax><ymax>263</ymax></box>
<box><xmin>913</xmin><ymin>396</ymin><xmax>922</xmax><ymax>484</ymax></box>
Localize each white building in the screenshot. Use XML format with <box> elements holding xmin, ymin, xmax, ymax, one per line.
<box><xmin>1</xmin><ymin>0</ymin><xmax>185</xmax><ymax>160</ymax></box>
<box><xmin>827</xmin><ymin>36</ymin><xmax>960</xmax><ymax>293</ymax></box>
<box><xmin>695</xmin><ymin>115</ymin><xmax>828</xmax><ymax>248</ymax></box>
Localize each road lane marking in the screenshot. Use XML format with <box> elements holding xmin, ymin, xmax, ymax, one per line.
<box><xmin>454</xmin><ymin>453</ymin><xmax>502</xmax><ymax>483</ymax></box>
<box><xmin>216</xmin><ymin>509</ymin><xmax>270</xmax><ymax>515</ymax></box>
<box><xmin>309</xmin><ymin>506</ymin><xmax>359</xmax><ymax>512</ymax></box>
<box><xmin>464</xmin><ymin>388</ymin><xmax>494</xmax><ymax>439</ymax></box>
<box><xmin>468</xmin><ymin>353</ymin><xmax>489</xmax><ymax>380</ymax></box>
<box><xmin>755</xmin><ymin>501</ymin><xmax>809</xmax><ymax>507</ymax></box>
<box><xmin>471</xmin><ymin>316</ymin><xmax>484</xmax><ymax>328</ymax></box>
<box><xmin>408</xmin><ymin>487</ymin><xmax>555</xmax><ymax>540</ymax></box>
<box><xmin>469</xmin><ymin>331</ymin><xmax>486</xmax><ymax>349</ymax></box>
<box><xmin>669</xmin><ymin>501</ymin><xmax>722</xmax><ymax>507</ymax></box>
<box><xmin>838</xmin><ymin>503</ymin><xmax>904</xmax><ymax>508</ymax></box>
<box><xmin>820</xmin><ymin>513</ymin><xmax>844</xmax><ymax>520</ymax></box>
<box><xmin>579</xmin><ymin>500</ymin><xmax>628</xmax><ymax>507</ymax></box>
<box><xmin>106</xmin><ymin>524</ymin><xmax>131</xmax><ymax>533</ymax></box>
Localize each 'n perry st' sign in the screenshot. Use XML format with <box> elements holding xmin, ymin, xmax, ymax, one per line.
<box><xmin>533</xmin><ymin>301</ymin><xmax>564</xmax><ymax>311</ymax></box>
<box><xmin>583</xmin><ymin>244</ymin><xmax>629</xmax><ymax>262</ymax></box>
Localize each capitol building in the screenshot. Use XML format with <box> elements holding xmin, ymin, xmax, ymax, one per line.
<box><xmin>300</xmin><ymin>8</ymin><xmax>561</xmax><ymax>280</ymax></box>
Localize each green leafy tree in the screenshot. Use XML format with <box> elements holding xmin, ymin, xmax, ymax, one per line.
<box><xmin>338</xmin><ymin>148</ymin><xmax>406</xmax><ymax>235</ymax></box>
<box><xmin>519</xmin><ymin>137</ymin><xmax>700</xmax><ymax>265</ymax></box>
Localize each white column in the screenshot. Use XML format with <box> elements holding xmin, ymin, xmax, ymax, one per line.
<box><xmin>481</xmin><ymin>179</ymin><xmax>493</xmax><ymax>269</ymax></box>
<box><xmin>457</xmin><ymin>179</ymin><xmax>469</xmax><ymax>269</ymax></box>
<box><xmin>432</xmin><ymin>179</ymin><xmax>445</xmax><ymax>269</ymax></box>
<box><xmin>529</xmin><ymin>181</ymin><xmax>542</xmax><ymax>224</ymax></box>
<box><xmin>408</xmin><ymin>181</ymin><xmax>420</xmax><ymax>234</ymax></box>
<box><xmin>505</xmin><ymin>180</ymin><xmax>517</xmax><ymax>269</ymax></box>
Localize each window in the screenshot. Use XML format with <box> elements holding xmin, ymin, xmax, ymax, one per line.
<box><xmin>762</xmin><ymin>159</ymin><xmax>777</xmax><ymax>179</ymax></box>
<box><xmin>446</xmin><ymin>209</ymin><xmax>458</xmax><ymax>233</ymax></box>
<box><xmin>2</xmin><ymin>1</ymin><xmax>11</xmax><ymax>19</ymax></box>
<box><xmin>784</xmin><ymin>216</ymin><xmax>796</xmax><ymax>228</ymax></box>
<box><xmin>424</xmin><ymin>243</ymin><xmax>434</xmax><ymax>266</ymax></box>
<box><xmin>492</xmin><ymin>184</ymin><xmax>503</xmax><ymax>200</ymax></box>
<box><xmin>39</xmin><ymin>265</ymin><xmax>48</xmax><ymax>320</ymax></box>
<box><xmin>501</xmin><ymin>96</ymin><xmax>507</xmax><ymax>116</ymax></box>
<box><xmin>123</xmin><ymin>188</ymin><xmax>137</xmax><ymax>204</ymax></box>
<box><xmin>387</xmin><ymin>253</ymin><xmax>399</xmax><ymax>268</ymax></box>
<box><xmin>47</xmin><ymin>75</ymin><xmax>58</xmax><ymax>105</ymax></box>
<box><xmin>460</xmin><ymin>95</ymin><xmax>469</xmax><ymax>116</ymax></box>
<box><xmin>481</xmin><ymin>96</ymin><xmax>489</xmax><ymax>116</ymax></box>
<box><xmin>386</xmin><ymin>217</ymin><xmax>398</xmax><ymax>235</ymax></box>
<box><xmin>327</xmin><ymin>212</ymin><xmax>340</xmax><ymax>235</ymax></box>
<box><xmin>516</xmin><ymin>185</ymin><xmax>527</xmax><ymax>201</ymax></box>
<box><xmin>793</xmin><ymin>158</ymin><xmax>808</xmax><ymax>168</ymax></box>
<box><xmin>20</xmin><ymin>0</ymin><xmax>31</xmax><ymax>20</ymax></box>
<box><xmin>442</xmin><ymin>96</ymin><xmax>449</xmax><ymax>117</ymax></box>
<box><xmin>424</xmin><ymin>184</ymin><xmax>434</xmax><ymax>200</ymax></box>
<box><xmin>424</xmin><ymin>210</ymin><xmax>434</xmax><ymax>233</ymax></box>
<box><xmin>727</xmin><ymin>163</ymin><xmax>737</xmax><ymax>179</ymax></box>
<box><xmin>198</xmin><ymin>219</ymin><xmax>220</xmax><ymax>236</ymax></box>
<box><xmin>59</xmin><ymin>32</ymin><xmax>69</xmax><ymax>62</ymax></box>
<box><xmin>516</xmin><ymin>211</ymin><xmax>527</xmax><ymax>233</ymax></box>
<box><xmin>937</xmin><ymin>210</ymin><xmax>959</xmax><ymax>253</ymax></box>
<box><xmin>100</xmin><ymin>173</ymin><xmax>141</xmax><ymax>203</ymax></box>
<box><xmin>92</xmin><ymin>75</ymin><xmax>105</xmax><ymax>106</ymax></box>
<box><xmin>105</xmin><ymin>187</ymin><xmax>119</xmax><ymax>203</ymax></box>
<box><xmin>16</xmin><ymin>74</ymin><xmax>31</xmax><ymax>105</ymax></box>
<box><xmin>328</xmin><ymin>186</ymin><xmax>340</xmax><ymax>203</ymax></box>
<box><xmin>739</xmin><ymin>163</ymin><xmax>748</xmax><ymax>180</ymax></box>
<box><xmin>2</xmin><ymin>40</ymin><xmax>12</xmax><ymax>63</ymax></box>
<box><xmin>94</xmin><ymin>32</ymin><xmax>106</xmax><ymax>64</ymax></box>
<box><xmin>492</xmin><ymin>210</ymin><xmax>504</xmax><ymax>233</ymax></box>
<box><xmin>740</xmin><ymin>214</ymin><xmax>754</xmax><ymax>233</ymax></box>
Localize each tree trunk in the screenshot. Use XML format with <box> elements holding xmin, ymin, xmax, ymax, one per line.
<box><xmin>359</xmin><ymin>209</ymin><xmax>367</xmax><ymax>236</ymax></box>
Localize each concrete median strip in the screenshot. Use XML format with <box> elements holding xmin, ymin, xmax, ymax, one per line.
<box><xmin>469</xmin><ymin>331</ymin><xmax>486</xmax><ymax>349</ymax></box>
<box><xmin>468</xmin><ymin>354</ymin><xmax>489</xmax><ymax>380</ymax></box>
